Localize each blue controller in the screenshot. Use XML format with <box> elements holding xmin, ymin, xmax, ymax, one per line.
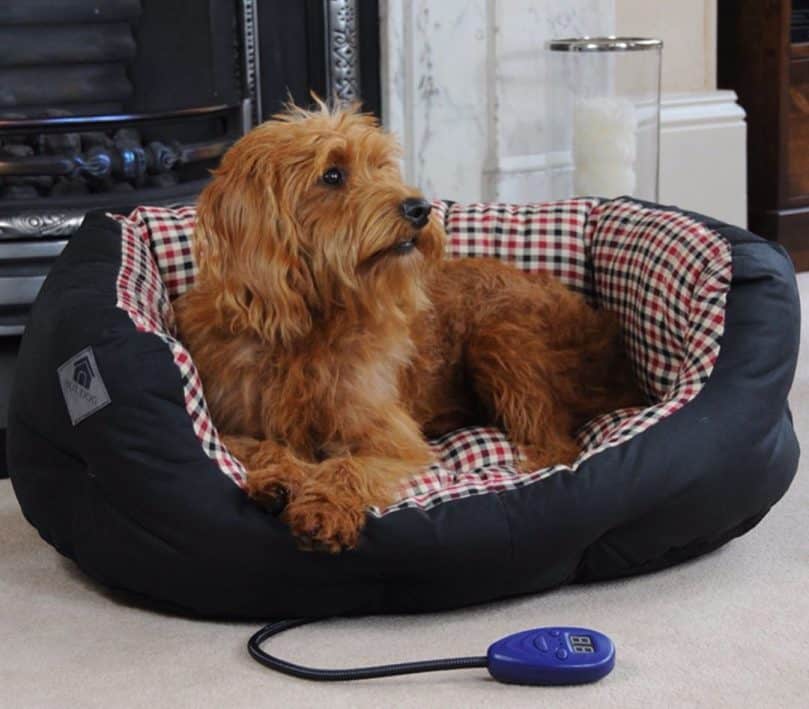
<box><xmin>487</xmin><ymin>626</ymin><xmax>615</xmax><ymax>685</ymax></box>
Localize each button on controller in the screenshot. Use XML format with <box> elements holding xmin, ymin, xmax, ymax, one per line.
<box><xmin>556</xmin><ymin>648</ymin><xmax>569</xmax><ymax>660</ymax></box>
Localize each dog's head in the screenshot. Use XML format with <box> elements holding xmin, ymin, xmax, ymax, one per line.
<box><xmin>193</xmin><ymin>100</ymin><xmax>445</xmax><ymax>344</ymax></box>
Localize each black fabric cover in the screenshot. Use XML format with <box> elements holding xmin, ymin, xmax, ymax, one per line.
<box><xmin>7</xmin><ymin>208</ymin><xmax>800</xmax><ymax>619</ymax></box>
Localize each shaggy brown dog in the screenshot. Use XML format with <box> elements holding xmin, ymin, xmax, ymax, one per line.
<box><xmin>174</xmin><ymin>102</ymin><xmax>642</xmax><ymax>551</ymax></box>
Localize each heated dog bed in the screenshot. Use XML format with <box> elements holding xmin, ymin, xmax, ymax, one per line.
<box><xmin>7</xmin><ymin>197</ymin><xmax>800</xmax><ymax>618</ymax></box>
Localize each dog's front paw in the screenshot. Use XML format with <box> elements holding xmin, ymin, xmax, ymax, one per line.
<box><xmin>249</xmin><ymin>483</ymin><xmax>289</xmax><ymax>516</ymax></box>
<box><xmin>244</xmin><ymin>465</ymin><xmax>300</xmax><ymax>515</ymax></box>
<box><xmin>282</xmin><ymin>485</ymin><xmax>367</xmax><ymax>552</ymax></box>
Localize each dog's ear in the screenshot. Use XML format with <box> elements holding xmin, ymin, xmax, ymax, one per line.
<box><xmin>193</xmin><ymin>161</ymin><xmax>314</xmax><ymax>345</ymax></box>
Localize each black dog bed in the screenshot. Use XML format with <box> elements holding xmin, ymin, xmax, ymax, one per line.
<box><xmin>7</xmin><ymin>197</ymin><xmax>800</xmax><ymax>618</ymax></box>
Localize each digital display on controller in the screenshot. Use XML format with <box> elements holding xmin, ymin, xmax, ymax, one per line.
<box><xmin>569</xmin><ymin>634</ymin><xmax>596</xmax><ymax>654</ymax></box>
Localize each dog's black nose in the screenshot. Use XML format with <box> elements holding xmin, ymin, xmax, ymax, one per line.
<box><xmin>401</xmin><ymin>198</ymin><xmax>432</xmax><ymax>229</ymax></box>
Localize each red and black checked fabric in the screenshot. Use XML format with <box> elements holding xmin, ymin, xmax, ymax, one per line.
<box><xmin>586</xmin><ymin>199</ymin><xmax>731</xmax><ymax>402</ymax></box>
<box><xmin>138</xmin><ymin>205</ymin><xmax>198</xmax><ymax>299</ymax></box>
<box><xmin>432</xmin><ymin>199</ymin><xmax>598</xmax><ymax>298</ymax></box>
<box><xmin>108</xmin><ymin>198</ymin><xmax>732</xmax><ymax>511</ymax></box>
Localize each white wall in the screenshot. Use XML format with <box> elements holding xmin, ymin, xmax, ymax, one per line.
<box><xmin>615</xmin><ymin>0</ymin><xmax>717</xmax><ymax>93</ymax></box>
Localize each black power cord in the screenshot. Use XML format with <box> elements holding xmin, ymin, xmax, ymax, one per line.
<box><xmin>248</xmin><ymin>618</ymin><xmax>488</xmax><ymax>682</ymax></box>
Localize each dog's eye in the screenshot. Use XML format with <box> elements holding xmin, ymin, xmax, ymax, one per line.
<box><xmin>322</xmin><ymin>167</ymin><xmax>345</xmax><ymax>186</ymax></box>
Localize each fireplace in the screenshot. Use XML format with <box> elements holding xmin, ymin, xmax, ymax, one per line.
<box><xmin>0</xmin><ymin>0</ymin><xmax>380</xmax><ymax>471</ymax></box>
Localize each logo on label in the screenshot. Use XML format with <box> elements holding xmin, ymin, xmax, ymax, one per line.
<box><xmin>58</xmin><ymin>347</ymin><xmax>111</xmax><ymax>425</ymax></box>
<box><xmin>72</xmin><ymin>356</ymin><xmax>95</xmax><ymax>388</ymax></box>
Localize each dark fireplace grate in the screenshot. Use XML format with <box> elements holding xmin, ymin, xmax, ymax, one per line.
<box><xmin>0</xmin><ymin>108</ymin><xmax>237</xmax><ymax>203</ymax></box>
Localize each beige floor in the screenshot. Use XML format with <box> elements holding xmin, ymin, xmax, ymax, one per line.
<box><xmin>2</xmin><ymin>276</ymin><xmax>809</xmax><ymax>709</ymax></box>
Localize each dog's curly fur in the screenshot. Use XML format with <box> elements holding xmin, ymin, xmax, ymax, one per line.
<box><xmin>174</xmin><ymin>101</ymin><xmax>643</xmax><ymax>551</ymax></box>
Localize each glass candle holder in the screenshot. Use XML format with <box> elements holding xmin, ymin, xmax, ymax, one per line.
<box><xmin>547</xmin><ymin>37</ymin><xmax>663</xmax><ymax>201</ymax></box>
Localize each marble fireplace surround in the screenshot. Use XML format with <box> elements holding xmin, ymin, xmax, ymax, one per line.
<box><xmin>379</xmin><ymin>0</ymin><xmax>746</xmax><ymax>227</ymax></box>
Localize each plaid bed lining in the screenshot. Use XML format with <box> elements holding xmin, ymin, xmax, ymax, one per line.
<box><xmin>110</xmin><ymin>198</ymin><xmax>731</xmax><ymax>514</ymax></box>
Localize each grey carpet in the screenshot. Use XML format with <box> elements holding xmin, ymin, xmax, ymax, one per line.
<box><xmin>2</xmin><ymin>274</ymin><xmax>808</xmax><ymax>709</ymax></box>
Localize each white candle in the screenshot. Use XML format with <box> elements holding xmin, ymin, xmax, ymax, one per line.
<box><xmin>573</xmin><ymin>97</ymin><xmax>638</xmax><ymax>197</ymax></box>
